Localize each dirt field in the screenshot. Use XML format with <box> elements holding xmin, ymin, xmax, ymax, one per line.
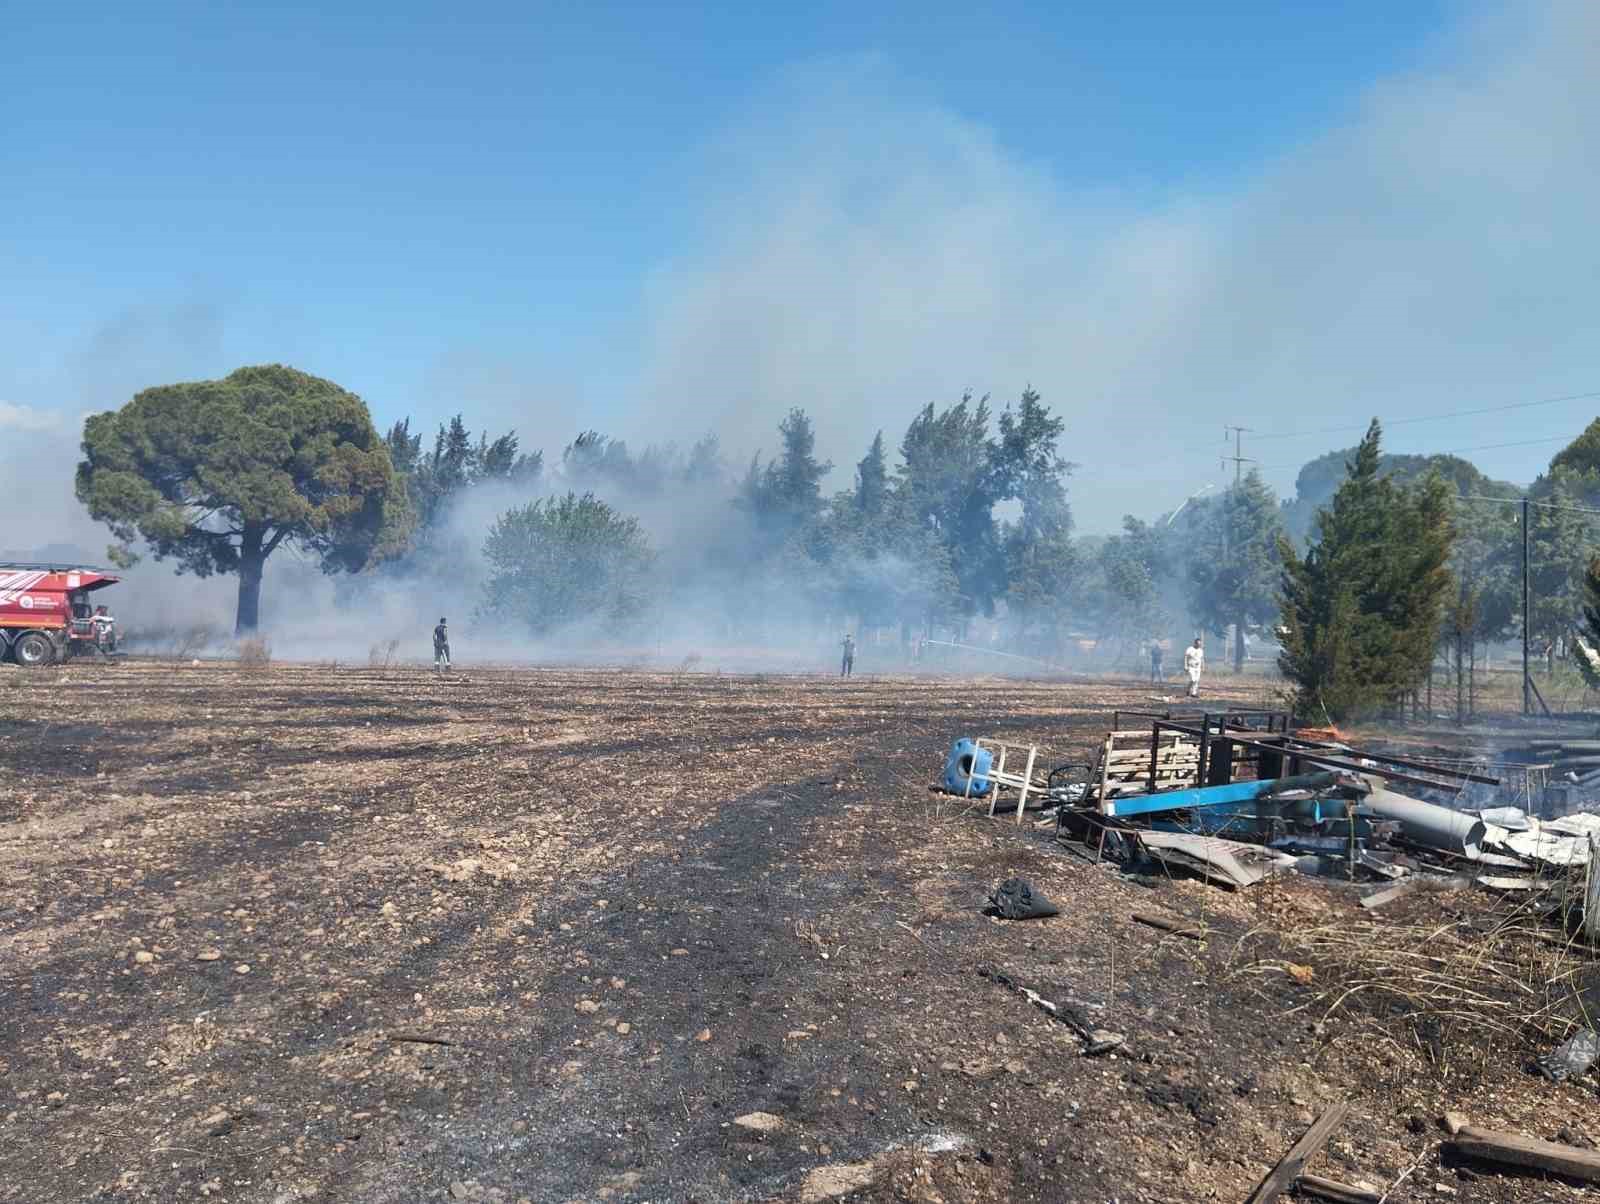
<box><xmin>3</xmin><ymin>662</ymin><xmax>1597</xmax><ymax>1203</ymax></box>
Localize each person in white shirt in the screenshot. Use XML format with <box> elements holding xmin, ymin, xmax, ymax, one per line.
<box><xmin>1183</xmin><ymin>638</ymin><xmax>1204</xmax><ymax>698</ymax></box>
<box><xmin>92</xmin><ymin>605</ymin><xmax>117</xmax><ymax>652</ymax></box>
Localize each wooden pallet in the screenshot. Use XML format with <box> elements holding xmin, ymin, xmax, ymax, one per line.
<box><xmin>1096</xmin><ymin>729</ymin><xmax>1201</xmax><ymax>810</ymax></box>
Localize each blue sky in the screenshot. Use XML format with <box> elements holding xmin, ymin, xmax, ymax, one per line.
<box><xmin>7</xmin><ymin>0</ymin><xmax>1597</xmax><ymax>531</ymax></box>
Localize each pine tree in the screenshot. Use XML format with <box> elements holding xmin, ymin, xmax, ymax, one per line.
<box><xmin>855</xmin><ymin>431</ymin><xmax>888</xmax><ymax>519</ymax></box>
<box><xmin>1277</xmin><ymin>420</ymin><xmax>1455</xmax><ymax>719</ymax></box>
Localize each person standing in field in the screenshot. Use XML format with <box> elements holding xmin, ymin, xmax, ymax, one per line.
<box><xmin>92</xmin><ymin>604</ymin><xmax>117</xmax><ymax>652</ymax></box>
<box><xmin>433</xmin><ymin>617</ymin><xmax>451</xmax><ymax>674</ymax></box>
<box><xmin>841</xmin><ymin>632</ymin><xmax>855</xmax><ymax>678</ymax></box>
<box><xmin>1150</xmin><ymin>640</ymin><xmax>1164</xmax><ymax>683</ymax></box>
<box><xmin>1183</xmin><ymin>637</ymin><xmax>1204</xmax><ymax>698</ymax></box>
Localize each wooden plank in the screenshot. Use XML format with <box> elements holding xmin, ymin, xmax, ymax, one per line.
<box><xmin>1452</xmin><ymin>1123</ymin><xmax>1600</xmax><ymax>1183</ymax></box>
<box><xmin>1244</xmin><ymin>1103</ymin><xmax>1350</xmax><ymax>1204</ymax></box>
<box><xmin>1099</xmin><ymin>735</ymin><xmax>1113</xmax><ymax>811</ymax></box>
<box><xmin>1013</xmin><ymin>745</ymin><xmax>1037</xmax><ymax>823</ymax></box>
<box><xmin>1297</xmin><ymin>1174</ymin><xmax>1380</xmax><ymax>1204</ymax></box>
<box><xmin>1131</xmin><ymin>911</ymin><xmax>1206</xmax><ymax>940</ymax></box>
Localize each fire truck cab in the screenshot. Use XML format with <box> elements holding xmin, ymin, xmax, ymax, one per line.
<box><xmin>0</xmin><ymin>564</ymin><xmax>123</xmax><ymax>665</ymax></box>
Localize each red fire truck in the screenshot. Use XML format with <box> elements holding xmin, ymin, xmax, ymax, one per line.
<box><xmin>0</xmin><ymin>564</ymin><xmax>122</xmax><ymax>665</ymax></box>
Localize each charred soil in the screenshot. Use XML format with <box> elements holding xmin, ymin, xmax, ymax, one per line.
<box><xmin>0</xmin><ymin>664</ymin><xmax>1594</xmax><ymax>1202</ymax></box>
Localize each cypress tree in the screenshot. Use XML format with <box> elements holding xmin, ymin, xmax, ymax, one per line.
<box><xmin>1277</xmin><ymin>420</ymin><xmax>1454</xmax><ymax>720</ymax></box>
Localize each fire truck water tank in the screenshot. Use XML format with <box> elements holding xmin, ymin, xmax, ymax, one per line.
<box><xmin>943</xmin><ymin>738</ymin><xmax>994</xmax><ymax>796</ymax></box>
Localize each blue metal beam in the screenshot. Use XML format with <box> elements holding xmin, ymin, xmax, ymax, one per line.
<box><xmin>1103</xmin><ymin>771</ymin><xmax>1341</xmax><ymax>818</ymax></box>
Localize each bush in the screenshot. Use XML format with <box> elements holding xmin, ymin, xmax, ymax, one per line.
<box><xmin>237</xmin><ymin>636</ymin><xmax>272</xmax><ymax>668</ymax></box>
<box><xmin>479</xmin><ymin>492</ymin><xmax>654</xmax><ymax>637</ymax></box>
<box><xmin>368</xmin><ymin>638</ymin><xmax>400</xmax><ymax>668</ymax></box>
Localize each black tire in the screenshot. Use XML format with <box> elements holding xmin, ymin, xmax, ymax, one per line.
<box><xmin>13</xmin><ymin>631</ymin><xmax>54</xmax><ymax>667</ymax></box>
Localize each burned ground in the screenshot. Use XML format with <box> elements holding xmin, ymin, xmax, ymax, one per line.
<box><xmin>2</xmin><ymin>663</ymin><xmax>1597</xmax><ymax>1203</ymax></box>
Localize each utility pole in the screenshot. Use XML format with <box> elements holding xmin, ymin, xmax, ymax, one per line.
<box><xmin>1222</xmin><ymin>426</ymin><xmax>1255</xmax><ymax>485</ymax></box>
<box><xmin>1221</xmin><ymin>427</ymin><xmax>1256</xmax><ymax>672</ymax></box>
<box><xmin>1522</xmin><ymin>496</ymin><xmax>1531</xmax><ymax>717</ymax></box>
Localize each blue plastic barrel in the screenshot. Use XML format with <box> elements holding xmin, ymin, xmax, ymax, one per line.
<box><xmin>944</xmin><ymin>738</ymin><xmax>994</xmax><ymax>795</ymax></box>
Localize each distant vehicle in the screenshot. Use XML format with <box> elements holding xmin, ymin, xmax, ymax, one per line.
<box><xmin>0</xmin><ymin>563</ymin><xmax>122</xmax><ymax>665</ymax></box>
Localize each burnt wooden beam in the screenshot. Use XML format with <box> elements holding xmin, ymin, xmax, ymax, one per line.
<box><xmin>1245</xmin><ymin>1103</ymin><xmax>1350</xmax><ymax>1204</ymax></box>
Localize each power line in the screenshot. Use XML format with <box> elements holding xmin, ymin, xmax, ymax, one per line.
<box><xmin>1253</xmin><ymin>432</ymin><xmax>1576</xmax><ymax>471</ymax></box>
<box><xmin>1457</xmin><ymin>493</ymin><xmax>1600</xmax><ymax>517</ymax></box>
<box><xmin>1249</xmin><ymin>388</ymin><xmax>1600</xmax><ymax>442</ymax></box>
<box><xmin>1078</xmin><ymin>428</ymin><xmax>1584</xmax><ymax>484</ymax></box>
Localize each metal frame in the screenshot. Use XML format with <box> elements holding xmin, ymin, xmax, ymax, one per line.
<box><xmin>961</xmin><ymin>738</ymin><xmax>1042</xmax><ymax>824</ymax></box>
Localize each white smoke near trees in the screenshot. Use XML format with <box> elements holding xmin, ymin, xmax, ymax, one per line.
<box><xmin>636</xmin><ymin>1</ymin><xmax>1600</xmax><ymax>530</ymax></box>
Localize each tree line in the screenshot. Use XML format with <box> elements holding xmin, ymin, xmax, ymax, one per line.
<box><xmin>72</xmin><ymin>363</ymin><xmax>1600</xmax><ymax>721</ymax></box>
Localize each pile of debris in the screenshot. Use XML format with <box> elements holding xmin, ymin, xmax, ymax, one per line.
<box><xmin>942</xmin><ymin>714</ymin><xmax>1600</xmax><ymax>1198</ymax></box>
<box><xmin>943</xmin><ymin>709</ymin><xmax>1600</xmax><ymax>915</ymax></box>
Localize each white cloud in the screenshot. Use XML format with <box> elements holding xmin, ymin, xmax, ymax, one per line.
<box><xmin>636</xmin><ymin>1</ymin><xmax>1600</xmax><ymax>530</ymax></box>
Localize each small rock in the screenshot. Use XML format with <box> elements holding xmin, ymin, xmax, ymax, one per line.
<box><xmin>575</xmin><ymin>999</ymin><xmax>601</xmax><ymax>1015</ymax></box>
<box><xmin>195</xmin><ymin>950</ymin><xmax>222</xmax><ymax>962</ymax></box>
<box><xmin>733</xmin><ymin>1111</ymin><xmax>784</xmax><ymax>1134</ymax></box>
<box><xmin>610</xmin><ymin>977</ymin><xmax>626</xmax><ymax>989</ymax></box>
<box><xmin>133</xmin><ymin>951</ymin><xmax>155</xmax><ymax>965</ymax></box>
<box><xmin>800</xmin><ymin>1162</ymin><xmax>877</xmax><ymax>1202</ymax></box>
<box><xmin>786</xmin><ymin>1030</ymin><xmax>813</xmax><ymax>1041</ymax></box>
<box><xmin>234</xmin><ymin>964</ymin><xmax>251</xmax><ymax>975</ymax></box>
<box><xmin>616</xmin><ymin>1023</ymin><xmax>632</xmax><ymax>1036</ymax></box>
<box><xmin>694</xmin><ymin>1028</ymin><xmax>712</xmax><ymax>1042</ymax></box>
<box><xmin>902</xmin><ymin>1079</ymin><xmax>919</xmax><ymax>1092</ymax></box>
<box><xmin>449</xmin><ymin>1183</ymin><xmax>471</xmax><ymax>1201</ymax></box>
<box><xmin>382</xmin><ymin>902</ymin><xmax>398</xmax><ymax>917</ymax></box>
<box><xmin>44</xmin><ymin>1091</ymin><xmax>65</xmax><ymax>1108</ymax></box>
<box><xmin>670</xmin><ymin>948</ymin><xmax>689</xmax><ymax>957</ymax></box>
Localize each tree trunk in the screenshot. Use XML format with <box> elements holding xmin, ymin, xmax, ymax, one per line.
<box><xmin>236</xmin><ymin>526</ymin><xmax>266</xmax><ymax>635</ymax></box>
<box><xmin>1469</xmin><ymin>641</ymin><xmax>1477</xmax><ymax>718</ymax></box>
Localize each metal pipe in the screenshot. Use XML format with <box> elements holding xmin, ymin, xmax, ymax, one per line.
<box><xmin>1362</xmin><ymin>781</ymin><xmax>1488</xmax><ymax>858</ymax></box>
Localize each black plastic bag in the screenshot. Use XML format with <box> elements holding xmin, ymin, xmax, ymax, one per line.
<box><xmin>987</xmin><ymin>877</ymin><xmax>1059</xmax><ymax>920</ymax></box>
